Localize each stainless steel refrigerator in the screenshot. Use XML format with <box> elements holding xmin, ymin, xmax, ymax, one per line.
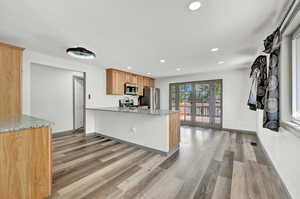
<box><xmin>141</xmin><ymin>87</ymin><xmax>160</xmax><ymax>110</ymax></box>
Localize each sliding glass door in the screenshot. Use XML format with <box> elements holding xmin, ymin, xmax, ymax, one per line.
<box><xmin>169</xmin><ymin>80</ymin><xmax>222</xmax><ymax>128</ymax></box>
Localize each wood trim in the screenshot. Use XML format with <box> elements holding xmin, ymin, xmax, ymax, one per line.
<box><xmin>0</xmin><ymin>127</ymin><xmax>52</xmax><ymax>199</ymax></box>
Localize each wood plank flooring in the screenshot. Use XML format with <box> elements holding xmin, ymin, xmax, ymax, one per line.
<box><xmin>48</xmin><ymin>127</ymin><xmax>290</xmax><ymax>199</ymax></box>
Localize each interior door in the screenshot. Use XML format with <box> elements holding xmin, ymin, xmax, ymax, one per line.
<box><xmin>73</xmin><ymin>77</ymin><xmax>84</xmax><ymax>129</ymax></box>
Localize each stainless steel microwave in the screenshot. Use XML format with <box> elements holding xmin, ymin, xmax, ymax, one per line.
<box><xmin>124</xmin><ymin>84</ymin><xmax>138</xmax><ymax>95</ymax></box>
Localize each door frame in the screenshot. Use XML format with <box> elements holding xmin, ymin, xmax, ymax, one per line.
<box><xmin>72</xmin><ymin>75</ymin><xmax>86</xmax><ymax>130</ymax></box>
<box><xmin>169</xmin><ymin>79</ymin><xmax>223</xmax><ymax>129</ymax></box>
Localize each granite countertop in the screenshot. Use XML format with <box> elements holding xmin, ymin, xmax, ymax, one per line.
<box><xmin>0</xmin><ymin>115</ymin><xmax>54</xmax><ymax>133</ymax></box>
<box><xmin>86</xmin><ymin>107</ymin><xmax>179</xmax><ymax>115</ymax></box>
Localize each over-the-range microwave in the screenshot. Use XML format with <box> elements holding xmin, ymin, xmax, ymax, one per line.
<box><xmin>124</xmin><ymin>84</ymin><xmax>138</xmax><ymax>95</ymax></box>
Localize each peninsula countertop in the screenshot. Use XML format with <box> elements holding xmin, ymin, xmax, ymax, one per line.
<box><xmin>86</xmin><ymin>107</ymin><xmax>179</xmax><ymax>116</ymax></box>
<box><xmin>0</xmin><ymin>115</ymin><xmax>54</xmax><ymax>133</ymax></box>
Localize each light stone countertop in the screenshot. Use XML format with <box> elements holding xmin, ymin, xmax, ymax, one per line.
<box><xmin>86</xmin><ymin>107</ymin><xmax>179</xmax><ymax>115</ymax></box>
<box><xmin>0</xmin><ymin>115</ymin><xmax>54</xmax><ymax>133</ymax></box>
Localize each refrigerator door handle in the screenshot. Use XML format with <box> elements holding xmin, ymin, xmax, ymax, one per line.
<box><xmin>154</xmin><ymin>91</ymin><xmax>157</xmax><ymax>109</ymax></box>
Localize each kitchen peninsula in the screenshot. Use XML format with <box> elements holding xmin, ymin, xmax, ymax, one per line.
<box><xmin>86</xmin><ymin>107</ymin><xmax>180</xmax><ymax>154</ymax></box>
<box><xmin>0</xmin><ymin>115</ymin><xmax>53</xmax><ymax>199</ymax></box>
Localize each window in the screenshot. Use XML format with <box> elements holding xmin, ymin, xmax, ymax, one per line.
<box><xmin>292</xmin><ymin>28</ymin><xmax>300</xmax><ymax>122</ymax></box>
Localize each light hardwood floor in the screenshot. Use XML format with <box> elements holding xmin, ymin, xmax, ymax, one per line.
<box><xmin>49</xmin><ymin>126</ymin><xmax>290</xmax><ymax>199</ymax></box>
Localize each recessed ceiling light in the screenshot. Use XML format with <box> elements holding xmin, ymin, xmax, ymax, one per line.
<box><xmin>218</xmin><ymin>61</ymin><xmax>225</xmax><ymax>64</ymax></box>
<box><xmin>189</xmin><ymin>1</ymin><xmax>202</xmax><ymax>11</ymax></box>
<box><xmin>66</xmin><ymin>47</ymin><xmax>96</xmax><ymax>59</ymax></box>
<box><xmin>211</xmin><ymin>48</ymin><xmax>219</xmax><ymax>52</ymax></box>
<box><xmin>160</xmin><ymin>59</ymin><xmax>166</xmax><ymax>63</ymax></box>
<box><xmin>146</xmin><ymin>72</ymin><xmax>151</xmax><ymax>75</ymax></box>
<box><xmin>176</xmin><ymin>68</ymin><xmax>181</xmax><ymax>71</ymax></box>
<box><xmin>127</xmin><ymin>66</ymin><xmax>132</xmax><ymax>69</ymax></box>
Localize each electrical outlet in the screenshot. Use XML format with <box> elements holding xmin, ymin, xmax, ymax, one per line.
<box><xmin>131</xmin><ymin>127</ymin><xmax>136</xmax><ymax>133</ymax></box>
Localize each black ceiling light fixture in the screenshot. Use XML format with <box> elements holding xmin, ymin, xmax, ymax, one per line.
<box><xmin>66</xmin><ymin>47</ymin><xmax>96</xmax><ymax>59</ymax></box>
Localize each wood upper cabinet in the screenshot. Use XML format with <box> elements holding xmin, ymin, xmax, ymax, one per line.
<box><xmin>143</xmin><ymin>77</ymin><xmax>155</xmax><ymax>88</ymax></box>
<box><xmin>0</xmin><ymin>43</ymin><xmax>24</xmax><ymax>117</ymax></box>
<box><xmin>106</xmin><ymin>68</ymin><xmax>155</xmax><ymax>95</ymax></box>
<box><xmin>143</xmin><ymin>77</ymin><xmax>150</xmax><ymax>87</ymax></box>
<box><xmin>125</xmin><ymin>73</ymin><xmax>138</xmax><ymax>84</ymax></box>
<box><xmin>130</xmin><ymin>74</ymin><xmax>138</xmax><ymax>85</ymax></box>
<box><xmin>106</xmin><ymin>69</ymin><xmax>125</xmax><ymax>95</ymax></box>
<box><xmin>137</xmin><ymin>75</ymin><xmax>144</xmax><ymax>96</ymax></box>
<box><xmin>124</xmin><ymin>72</ymin><xmax>131</xmax><ymax>84</ymax></box>
<box><xmin>149</xmin><ymin>78</ymin><xmax>155</xmax><ymax>88</ymax></box>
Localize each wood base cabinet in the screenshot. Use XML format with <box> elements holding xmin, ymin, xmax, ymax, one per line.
<box><xmin>0</xmin><ymin>127</ymin><xmax>52</xmax><ymax>199</ymax></box>
<box><xmin>168</xmin><ymin>112</ymin><xmax>180</xmax><ymax>150</ymax></box>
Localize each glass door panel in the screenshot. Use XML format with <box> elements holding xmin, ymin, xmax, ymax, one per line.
<box><xmin>178</xmin><ymin>83</ymin><xmax>193</xmax><ymax>123</ymax></box>
<box><xmin>170</xmin><ymin>84</ymin><xmax>177</xmax><ymax>111</ymax></box>
<box><xmin>214</xmin><ymin>81</ymin><xmax>222</xmax><ymax>126</ymax></box>
<box><xmin>194</xmin><ymin>82</ymin><xmax>211</xmax><ymax>126</ymax></box>
<box><xmin>169</xmin><ymin>80</ymin><xmax>222</xmax><ymax>128</ymax></box>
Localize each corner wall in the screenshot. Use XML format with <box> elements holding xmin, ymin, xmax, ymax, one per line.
<box><xmin>22</xmin><ymin>50</ymin><xmax>130</xmax><ymax>130</ymax></box>
<box><xmin>30</xmin><ymin>64</ymin><xmax>81</xmax><ymax>133</ymax></box>
<box><xmin>156</xmin><ymin>68</ymin><xmax>257</xmax><ymax>132</ymax></box>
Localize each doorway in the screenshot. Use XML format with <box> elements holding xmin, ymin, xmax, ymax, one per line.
<box><xmin>73</xmin><ymin>75</ymin><xmax>85</xmax><ymax>133</ymax></box>
<box><xmin>169</xmin><ymin>79</ymin><xmax>222</xmax><ymax>128</ymax></box>
<box><xmin>30</xmin><ymin>64</ymin><xmax>86</xmax><ymax>134</ymax></box>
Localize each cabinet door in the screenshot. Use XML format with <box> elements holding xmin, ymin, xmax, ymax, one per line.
<box><xmin>106</xmin><ymin>69</ymin><xmax>124</xmax><ymax>95</ymax></box>
<box><xmin>0</xmin><ymin>127</ymin><xmax>52</xmax><ymax>199</ymax></box>
<box><xmin>115</xmin><ymin>71</ymin><xmax>125</xmax><ymax>95</ymax></box>
<box><xmin>131</xmin><ymin>75</ymin><xmax>138</xmax><ymax>85</ymax></box>
<box><xmin>125</xmin><ymin>73</ymin><xmax>131</xmax><ymax>83</ymax></box>
<box><xmin>143</xmin><ymin>77</ymin><xmax>150</xmax><ymax>87</ymax></box>
<box><xmin>149</xmin><ymin>78</ymin><xmax>155</xmax><ymax>88</ymax></box>
<box><xmin>137</xmin><ymin>76</ymin><xmax>144</xmax><ymax>96</ymax></box>
<box><xmin>0</xmin><ymin>43</ymin><xmax>23</xmax><ymax>117</ymax></box>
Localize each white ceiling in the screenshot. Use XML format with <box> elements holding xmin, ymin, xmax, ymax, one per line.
<box><xmin>0</xmin><ymin>0</ymin><xmax>290</xmax><ymax>77</ymax></box>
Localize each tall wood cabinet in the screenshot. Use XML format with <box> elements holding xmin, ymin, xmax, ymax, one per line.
<box><xmin>106</xmin><ymin>68</ymin><xmax>155</xmax><ymax>96</ymax></box>
<box><xmin>0</xmin><ymin>43</ymin><xmax>24</xmax><ymax>117</ymax></box>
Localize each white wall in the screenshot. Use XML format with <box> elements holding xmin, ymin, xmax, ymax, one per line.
<box><xmin>256</xmin><ymin>33</ymin><xmax>300</xmax><ymax>198</ymax></box>
<box><xmin>22</xmin><ymin>50</ymin><xmax>135</xmax><ymax>116</ymax></box>
<box><xmin>30</xmin><ymin>64</ymin><xmax>80</xmax><ymax>133</ymax></box>
<box><xmin>156</xmin><ymin>68</ymin><xmax>257</xmax><ymax>131</ymax></box>
<box><xmin>87</xmin><ymin>109</ymin><xmax>169</xmax><ymax>152</ymax></box>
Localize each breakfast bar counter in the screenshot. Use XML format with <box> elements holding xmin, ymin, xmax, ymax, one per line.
<box><xmin>0</xmin><ymin>115</ymin><xmax>53</xmax><ymax>199</ymax></box>
<box><xmin>86</xmin><ymin>107</ymin><xmax>178</xmax><ymax>115</ymax></box>
<box><xmin>86</xmin><ymin>107</ymin><xmax>180</xmax><ymax>154</ymax></box>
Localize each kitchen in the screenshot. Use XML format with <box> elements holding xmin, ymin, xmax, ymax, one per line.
<box><xmin>0</xmin><ymin>0</ymin><xmax>297</xmax><ymax>199</ymax></box>
<box><xmin>86</xmin><ymin>68</ymin><xmax>180</xmax><ymax>154</ymax></box>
